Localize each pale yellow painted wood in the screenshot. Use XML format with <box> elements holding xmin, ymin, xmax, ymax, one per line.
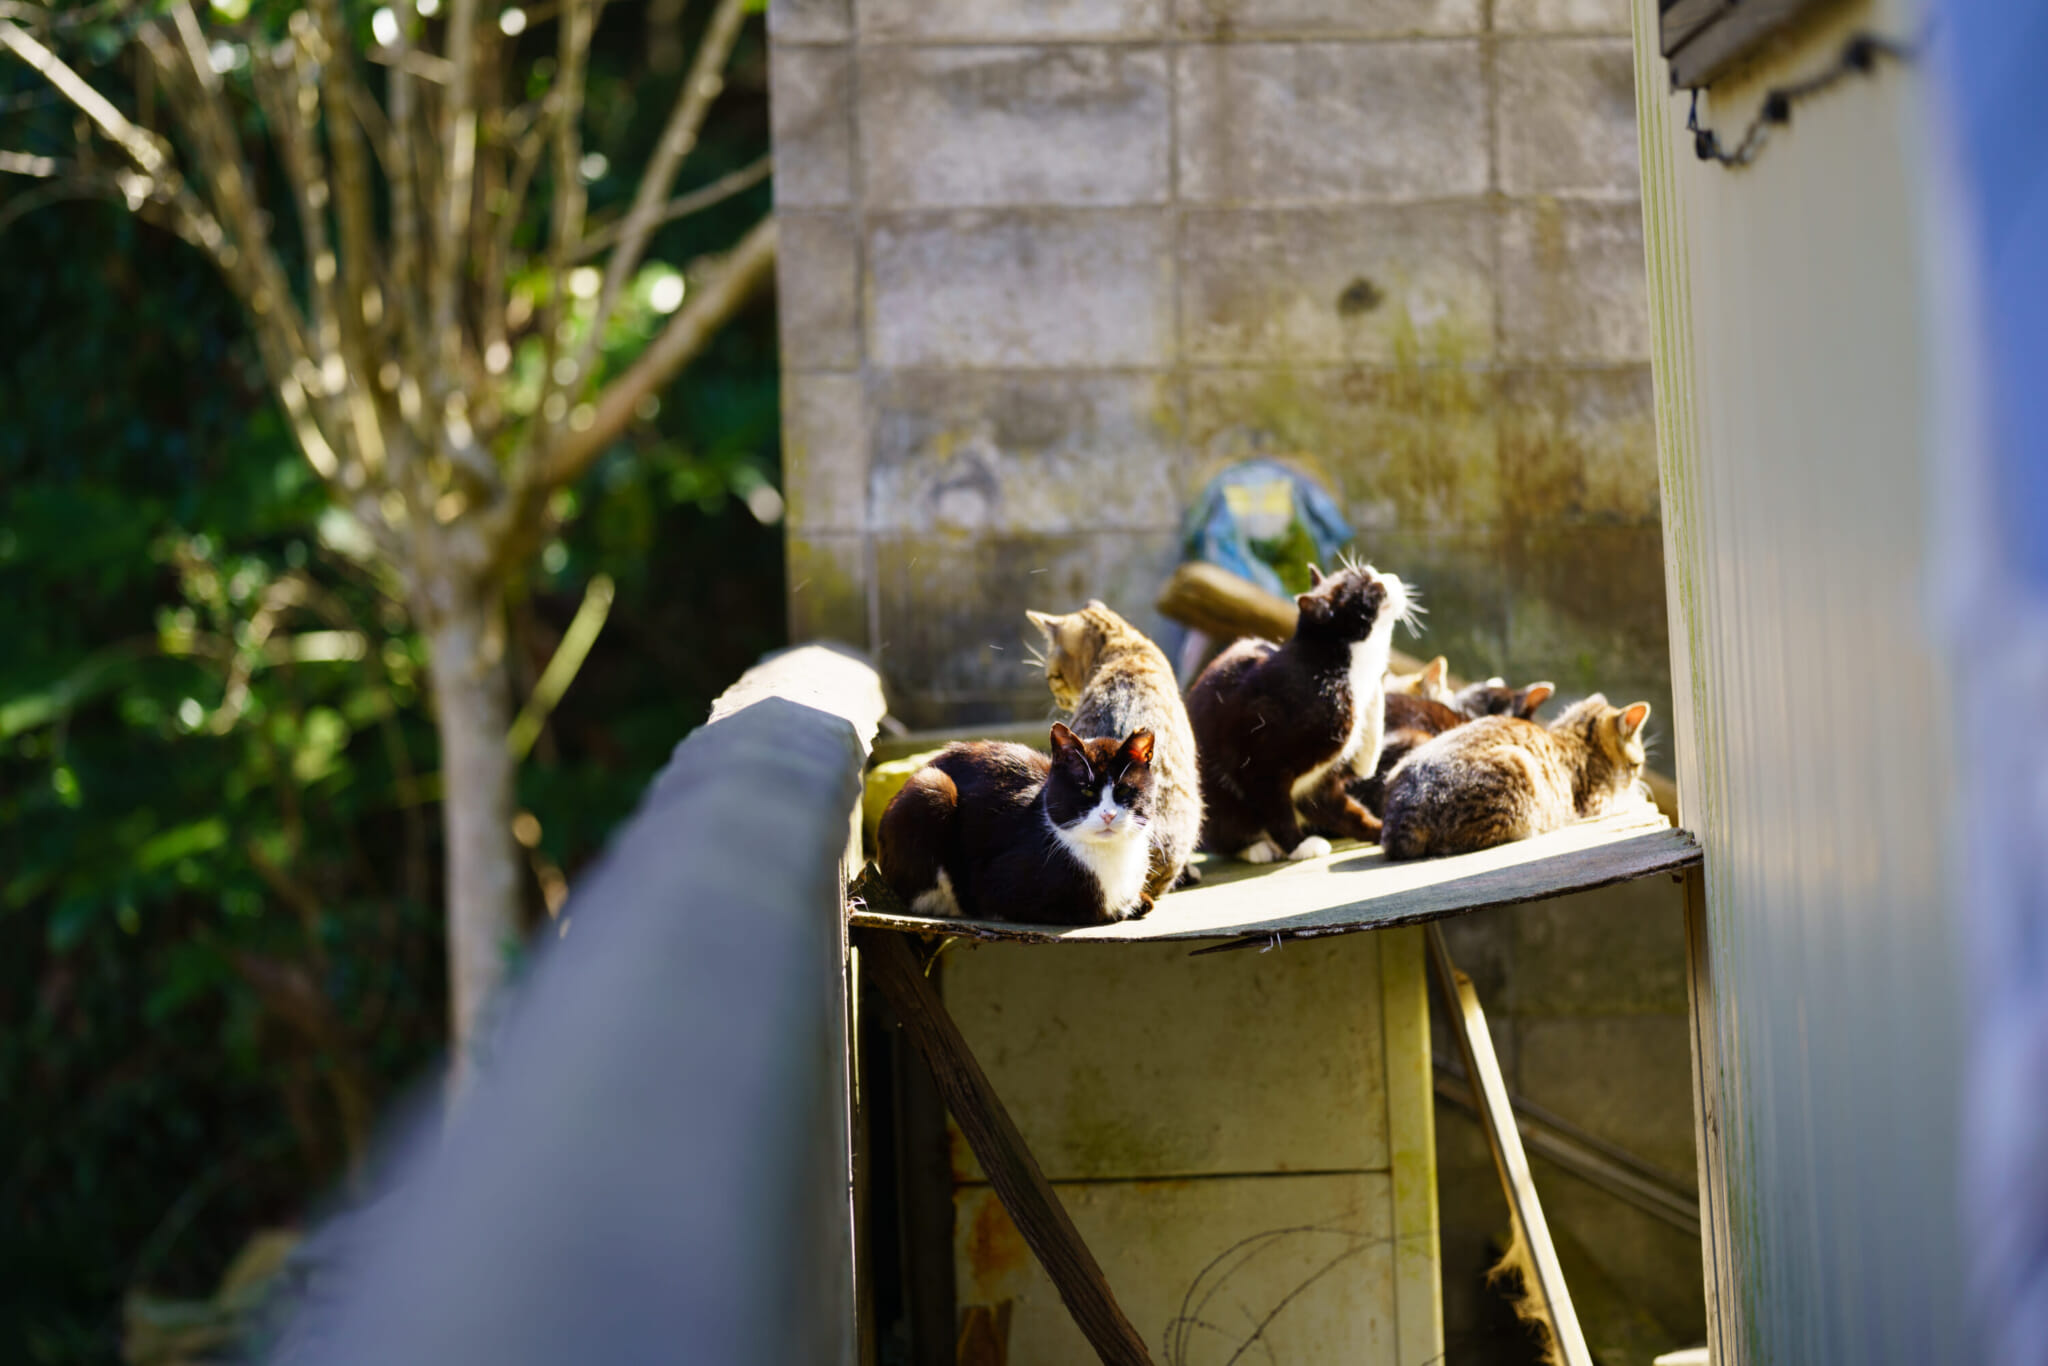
<box><xmin>1379</xmin><ymin>925</ymin><xmax>1444</xmax><ymax>1366</ymax></box>
<box><xmin>941</xmin><ymin>936</ymin><xmax>1390</xmax><ymax>1182</ymax></box>
<box><xmin>955</xmin><ymin>1174</ymin><xmax>1399</xmax><ymax>1366</ymax></box>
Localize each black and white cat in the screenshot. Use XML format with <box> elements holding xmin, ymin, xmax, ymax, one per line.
<box><xmin>877</xmin><ymin>723</ymin><xmax>1158</xmax><ymax>926</ymax></box>
<box><xmin>1186</xmin><ymin>562</ymin><xmax>1415</xmax><ymax>862</ymax></box>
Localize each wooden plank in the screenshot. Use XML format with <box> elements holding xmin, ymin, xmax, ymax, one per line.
<box><xmin>1664</xmin><ymin>0</ymin><xmax>1822</xmax><ymax>87</ymax></box>
<box><xmin>856</xmin><ymin>929</ymin><xmax>1157</xmax><ymax>1366</ymax></box>
<box><xmin>1683</xmin><ymin>865</ymin><xmax>1744</xmax><ymax>1364</ymax></box>
<box><xmin>1379</xmin><ymin>926</ymin><xmax>1445</xmax><ymax>1365</ymax></box>
<box><xmin>851</xmin><ymin>811</ymin><xmax>1700</xmax><ymax>945</ymax></box>
<box><xmin>1427</xmin><ymin>924</ymin><xmax>1593</xmax><ymax>1366</ymax></box>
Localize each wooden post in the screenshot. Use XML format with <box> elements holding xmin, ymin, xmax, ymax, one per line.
<box><xmin>855</xmin><ymin>928</ymin><xmax>1157</xmax><ymax>1366</ymax></box>
<box><xmin>1426</xmin><ymin>923</ymin><xmax>1593</xmax><ymax>1366</ymax></box>
<box><xmin>1682</xmin><ymin>865</ymin><xmax>1742</xmax><ymax>1364</ymax></box>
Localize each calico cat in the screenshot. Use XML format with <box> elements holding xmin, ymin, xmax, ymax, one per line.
<box><xmin>877</xmin><ymin>723</ymin><xmax>1158</xmax><ymax>926</ymax></box>
<box><xmin>1352</xmin><ymin>691</ymin><xmax>1466</xmax><ymax>817</ymax></box>
<box><xmin>1452</xmin><ymin>677</ymin><xmax>1556</xmax><ymax>721</ymax></box>
<box><xmin>1186</xmin><ymin>562</ymin><xmax>1414</xmax><ymax>862</ymax></box>
<box><xmin>1379</xmin><ymin>694</ymin><xmax>1652</xmax><ymax>860</ymax></box>
<box><xmin>1386</xmin><ymin>655</ymin><xmax>1452</xmax><ymax>702</ymax></box>
<box><xmin>1027</xmin><ymin>600</ymin><xmax>1202</xmax><ymax>895</ymax></box>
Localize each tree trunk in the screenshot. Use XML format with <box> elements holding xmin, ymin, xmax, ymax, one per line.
<box><xmin>425</xmin><ymin>583</ymin><xmax>521</xmax><ymax>1067</ymax></box>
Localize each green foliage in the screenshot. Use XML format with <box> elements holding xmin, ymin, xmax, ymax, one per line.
<box><xmin>0</xmin><ymin>5</ymin><xmax>786</xmax><ymax>1359</ymax></box>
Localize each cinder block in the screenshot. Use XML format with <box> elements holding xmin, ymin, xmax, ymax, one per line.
<box><xmin>769</xmin><ymin>46</ymin><xmax>853</xmax><ymax>208</ymax></box>
<box><xmin>868</xmin><ymin>210</ymin><xmax>1175</xmax><ymax>368</ymax></box>
<box><xmin>858</xmin><ymin>0</ymin><xmax>1164</xmax><ymax>43</ymax></box>
<box><xmin>1180</xmin><ymin>205</ymin><xmax>1494</xmax><ymax>365</ymax></box>
<box><xmin>870</xmin><ymin>371</ymin><xmax>1180</xmax><ymax>534</ymax></box>
<box><xmin>1513</xmin><ymin>879</ymin><xmax>1689</xmax><ymax>1016</ymax></box>
<box><xmin>781</xmin><ymin>372</ymin><xmax>868</xmax><ymax>532</ymax></box>
<box><xmin>1499</xmin><ymin>199</ymin><xmax>1651</xmax><ymax>363</ymax></box>
<box><xmin>872</xmin><ymin>529</ymin><xmax>1180</xmax><ymax>700</ymax></box>
<box><xmin>857</xmin><ymin>46</ymin><xmax>1170</xmax><ymax>208</ymax></box>
<box><xmin>1176</xmin><ymin>41</ymin><xmax>1486</xmax><ymax>203</ymax></box>
<box><xmin>767</xmin><ymin>0</ymin><xmax>849</xmax><ymax>43</ymax></box>
<box><xmin>1173</xmin><ymin>0</ymin><xmax>1481</xmax><ymax>38</ymax></box>
<box><xmin>786</xmin><ymin>533</ymin><xmax>869</xmax><ymax>648</ymax></box>
<box><xmin>1350</xmin><ymin>526</ymin><xmax>1512</xmax><ymax>684</ymax></box>
<box><xmin>1516</xmin><ymin>1014</ymin><xmax>1698</xmax><ymax>1177</ymax></box>
<box><xmin>1496</xmin><ymin>38</ymin><xmax>1641</xmax><ymax>197</ymax></box>
<box><xmin>944</xmin><ymin>936</ymin><xmax>1389</xmax><ymax>1179</ymax></box>
<box><xmin>776</xmin><ymin>212</ymin><xmax>861</xmax><ymax>370</ymax></box>
<box><xmin>1184</xmin><ymin>365</ymin><xmax>1501</xmax><ymax>532</ymax></box>
<box><xmin>1494</xmin><ymin>0</ymin><xmax>1630</xmax><ymax>34</ymax></box>
<box><xmin>1499</xmin><ymin>365</ymin><xmax>1659</xmax><ymax>526</ymax></box>
<box><xmin>1502</xmin><ymin>522</ymin><xmax>1672</xmax><ymax>732</ymax></box>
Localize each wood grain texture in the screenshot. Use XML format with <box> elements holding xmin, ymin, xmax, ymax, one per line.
<box><xmin>856</xmin><ymin>929</ymin><xmax>1156</xmax><ymax>1366</ymax></box>
<box><xmin>1428</xmin><ymin>924</ymin><xmax>1593</xmax><ymax>1366</ymax></box>
<box><xmin>852</xmin><ymin>811</ymin><xmax>1700</xmax><ymax>945</ymax></box>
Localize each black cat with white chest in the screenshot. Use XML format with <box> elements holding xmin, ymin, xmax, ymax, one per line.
<box><xmin>1187</xmin><ymin>561</ymin><xmax>1415</xmax><ymax>862</ymax></box>
<box><xmin>877</xmin><ymin>723</ymin><xmax>1158</xmax><ymax>926</ymax></box>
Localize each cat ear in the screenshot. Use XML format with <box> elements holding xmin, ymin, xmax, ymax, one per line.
<box><xmin>1085</xmin><ymin>598</ymin><xmax>1109</xmax><ymax>613</ymax></box>
<box><xmin>1025</xmin><ymin>609</ymin><xmax>1061</xmax><ymax>641</ymax></box>
<box><xmin>1619</xmin><ymin>702</ymin><xmax>1651</xmax><ymax>739</ymax></box>
<box><xmin>1305</xmin><ymin>564</ymin><xmax>1324</xmax><ymax>587</ymax></box>
<box><xmin>1520</xmin><ymin>682</ymin><xmax>1555</xmax><ymax>712</ymax></box>
<box><xmin>1120</xmin><ymin>730</ymin><xmax>1155</xmax><ymax>766</ymax></box>
<box><xmin>1049</xmin><ymin>721</ymin><xmax>1080</xmax><ymax>754</ymax></box>
<box><xmin>1424</xmin><ymin>656</ymin><xmax>1448</xmax><ymax>687</ymax></box>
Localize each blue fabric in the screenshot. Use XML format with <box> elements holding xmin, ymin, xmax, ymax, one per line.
<box><xmin>1180</xmin><ymin>459</ymin><xmax>1354</xmax><ymax>598</ymax></box>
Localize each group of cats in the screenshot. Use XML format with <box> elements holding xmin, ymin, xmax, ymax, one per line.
<box><xmin>876</xmin><ymin>562</ymin><xmax>1654</xmax><ymax>928</ymax></box>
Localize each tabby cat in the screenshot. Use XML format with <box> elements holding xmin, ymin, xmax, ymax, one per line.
<box><xmin>1379</xmin><ymin>695</ymin><xmax>1651</xmax><ymax>860</ymax></box>
<box><xmin>1028</xmin><ymin>601</ymin><xmax>1202</xmax><ymax>895</ymax></box>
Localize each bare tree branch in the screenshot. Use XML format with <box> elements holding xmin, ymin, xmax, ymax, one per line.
<box><xmin>430</xmin><ymin>0</ymin><xmax>479</xmax><ymax>384</ymax></box>
<box><xmin>250</xmin><ymin>40</ymin><xmax>342</xmax><ymax>371</ymax></box>
<box><xmin>0</xmin><ymin>19</ymin><xmax>174</xmax><ymax>176</ymax></box>
<box><xmin>526</xmin><ymin>0</ymin><xmax>593</xmax><ymax>460</ymax></box>
<box><xmin>570</xmin><ymin>152</ymin><xmax>768</xmax><ymax>262</ymax></box>
<box><xmin>139</xmin><ymin>14</ymin><xmax>351</xmax><ymax>490</ymax></box>
<box><xmin>537</xmin><ymin>213</ymin><xmax>774</xmax><ymax>490</ymax></box>
<box><xmin>302</xmin><ymin>0</ymin><xmax>391</xmax><ymax>483</ymax></box>
<box><xmin>0</xmin><ymin>147</ymin><xmax>59</xmax><ymax>176</ymax></box>
<box><xmin>566</xmin><ymin>0</ymin><xmax>746</xmax><ymax>386</ymax></box>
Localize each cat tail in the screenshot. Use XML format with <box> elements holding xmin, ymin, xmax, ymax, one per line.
<box><xmin>1378</xmin><ymin>805</ymin><xmax>1428</xmax><ymax>860</ymax></box>
<box><xmin>877</xmin><ymin>767</ymin><xmax>960</xmax><ymax>912</ymax></box>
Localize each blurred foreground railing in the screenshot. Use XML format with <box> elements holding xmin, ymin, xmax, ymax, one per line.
<box><xmin>272</xmin><ymin>645</ymin><xmax>884</xmax><ymax>1365</ymax></box>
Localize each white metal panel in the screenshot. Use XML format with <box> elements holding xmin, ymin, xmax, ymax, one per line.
<box><xmin>1630</xmin><ymin>0</ymin><xmax>1969</xmax><ymax>1360</ymax></box>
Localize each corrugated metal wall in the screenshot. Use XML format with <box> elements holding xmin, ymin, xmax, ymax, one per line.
<box><xmin>1629</xmin><ymin>0</ymin><xmax>1970</xmax><ymax>1360</ymax></box>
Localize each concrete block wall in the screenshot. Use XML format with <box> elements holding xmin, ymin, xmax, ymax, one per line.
<box><xmin>770</xmin><ymin>0</ymin><xmax>1667</xmax><ymax>731</ymax></box>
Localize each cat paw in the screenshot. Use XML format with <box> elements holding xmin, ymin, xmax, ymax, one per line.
<box><xmin>1237</xmin><ymin>839</ymin><xmax>1282</xmax><ymax>865</ymax></box>
<box><xmin>1287</xmin><ymin>836</ymin><xmax>1333</xmax><ymax>861</ymax></box>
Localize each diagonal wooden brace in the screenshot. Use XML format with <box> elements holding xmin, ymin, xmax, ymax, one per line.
<box><xmin>1427</xmin><ymin>922</ymin><xmax>1593</xmax><ymax>1366</ymax></box>
<box><xmin>856</xmin><ymin>927</ymin><xmax>1156</xmax><ymax>1366</ymax></box>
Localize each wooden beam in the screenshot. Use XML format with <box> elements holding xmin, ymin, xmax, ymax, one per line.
<box><xmin>1683</xmin><ymin>865</ymin><xmax>1744</xmax><ymax>1363</ymax></box>
<box><xmin>855</xmin><ymin>929</ymin><xmax>1157</xmax><ymax>1366</ymax></box>
<box><xmin>1426</xmin><ymin>924</ymin><xmax>1593</xmax><ymax>1366</ymax></box>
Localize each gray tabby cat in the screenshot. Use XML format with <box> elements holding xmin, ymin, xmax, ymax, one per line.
<box><xmin>1028</xmin><ymin>600</ymin><xmax>1203</xmax><ymax>895</ymax></box>
<box><xmin>1379</xmin><ymin>694</ymin><xmax>1652</xmax><ymax>859</ymax></box>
